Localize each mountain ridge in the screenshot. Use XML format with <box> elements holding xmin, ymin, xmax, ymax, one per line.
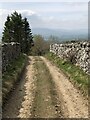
<box><xmin>0</xmin><ymin>28</ymin><xmax>88</xmax><ymax>41</ymax></box>
<box><xmin>32</xmin><ymin>28</ymin><xmax>87</xmax><ymax>41</ymax></box>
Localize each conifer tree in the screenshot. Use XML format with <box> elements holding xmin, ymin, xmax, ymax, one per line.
<box><xmin>2</xmin><ymin>15</ymin><xmax>12</xmax><ymax>42</ymax></box>
<box><xmin>22</xmin><ymin>17</ymin><xmax>33</xmax><ymax>53</ymax></box>
<box><xmin>2</xmin><ymin>11</ymin><xmax>33</xmax><ymax>54</ymax></box>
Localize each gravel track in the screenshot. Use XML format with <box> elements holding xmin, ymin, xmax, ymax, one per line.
<box><xmin>41</xmin><ymin>56</ymin><xmax>88</xmax><ymax>118</ymax></box>
<box><xmin>2</xmin><ymin>56</ymin><xmax>88</xmax><ymax>118</ymax></box>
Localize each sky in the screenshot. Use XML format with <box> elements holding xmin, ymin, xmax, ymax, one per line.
<box><xmin>0</xmin><ymin>0</ymin><xmax>89</xmax><ymax>31</ymax></box>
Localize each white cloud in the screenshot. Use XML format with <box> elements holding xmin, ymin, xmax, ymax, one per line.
<box><xmin>0</xmin><ymin>1</ymin><xmax>88</xmax><ymax>30</ymax></box>
<box><xmin>35</xmin><ymin>2</ymin><xmax>88</xmax><ymax>13</ymax></box>
<box><xmin>17</xmin><ymin>10</ymin><xmax>36</xmax><ymax>16</ymax></box>
<box><xmin>0</xmin><ymin>9</ymin><xmax>36</xmax><ymax>16</ymax></box>
<box><xmin>0</xmin><ymin>9</ymin><xmax>36</xmax><ymax>29</ymax></box>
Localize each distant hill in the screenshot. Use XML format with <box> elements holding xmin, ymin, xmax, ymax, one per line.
<box><xmin>0</xmin><ymin>28</ymin><xmax>88</xmax><ymax>42</ymax></box>
<box><xmin>32</xmin><ymin>28</ymin><xmax>88</xmax><ymax>41</ymax></box>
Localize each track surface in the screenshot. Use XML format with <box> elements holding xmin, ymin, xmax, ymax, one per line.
<box><xmin>2</xmin><ymin>56</ymin><xmax>88</xmax><ymax>118</ymax></box>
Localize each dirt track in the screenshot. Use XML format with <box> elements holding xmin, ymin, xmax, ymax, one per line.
<box><xmin>2</xmin><ymin>56</ymin><xmax>88</xmax><ymax>118</ymax></box>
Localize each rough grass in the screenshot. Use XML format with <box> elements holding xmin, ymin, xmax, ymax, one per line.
<box><xmin>45</xmin><ymin>52</ymin><xmax>89</xmax><ymax>97</ymax></box>
<box><xmin>2</xmin><ymin>53</ymin><xmax>27</xmax><ymax>102</ymax></box>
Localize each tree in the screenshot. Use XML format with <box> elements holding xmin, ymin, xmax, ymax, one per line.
<box><xmin>10</xmin><ymin>11</ymin><xmax>23</xmax><ymax>43</ymax></box>
<box><xmin>48</xmin><ymin>35</ymin><xmax>60</xmax><ymax>44</ymax></box>
<box><xmin>2</xmin><ymin>11</ymin><xmax>33</xmax><ymax>54</ymax></box>
<box><xmin>22</xmin><ymin>18</ymin><xmax>33</xmax><ymax>53</ymax></box>
<box><xmin>31</xmin><ymin>35</ymin><xmax>49</xmax><ymax>55</ymax></box>
<box><xmin>2</xmin><ymin>15</ymin><xmax>12</xmax><ymax>42</ymax></box>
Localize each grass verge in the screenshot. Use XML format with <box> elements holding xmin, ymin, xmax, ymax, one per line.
<box><xmin>2</xmin><ymin>53</ymin><xmax>27</xmax><ymax>103</ymax></box>
<box><xmin>45</xmin><ymin>52</ymin><xmax>89</xmax><ymax>97</ymax></box>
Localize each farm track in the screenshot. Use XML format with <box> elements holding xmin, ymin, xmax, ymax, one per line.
<box><xmin>2</xmin><ymin>56</ymin><xmax>88</xmax><ymax>118</ymax></box>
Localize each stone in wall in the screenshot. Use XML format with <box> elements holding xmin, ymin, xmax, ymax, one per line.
<box><xmin>50</xmin><ymin>41</ymin><xmax>90</xmax><ymax>75</ymax></box>
<box><xmin>2</xmin><ymin>42</ymin><xmax>21</xmax><ymax>73</ymax></box>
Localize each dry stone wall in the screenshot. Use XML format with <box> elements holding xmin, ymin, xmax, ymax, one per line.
<box><xmin>2</xmin><ymin>42</ymin><xmax>21</xmax><ymax>73</ymax></box>
<box><xmin>50</xmin><ymin>41</ymin><xmax>90</xmax><ymax>75</ymax></box>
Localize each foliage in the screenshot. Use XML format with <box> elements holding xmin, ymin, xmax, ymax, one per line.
<box><xmin>31</xmin><ymin>35</ymin><xmax>49</xmax><ymax>55</ymax></box>
<box><xmin>2</xmin><ymin>11</ymin><xmax>33</xmax><ymax>54</ymax></box>
<box><xmin>2</xmin><ymin>54</ymin><xmax>27</xmax><ymax>101</ymax></box>
<box><xmin>48</xmin><ymin>35</ymin><xmax>61</xmax><ymax>44</ymax></box>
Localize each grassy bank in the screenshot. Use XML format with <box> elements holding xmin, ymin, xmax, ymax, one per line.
<box><xmin>45</xmin><ymin>52</ymin><xmax>89</xmax><ymax>97</ymax></box>
<box><xmin>2</xmin><ymin>53</ymin><xmax>27</xmax><ymax>102</ymax></box>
